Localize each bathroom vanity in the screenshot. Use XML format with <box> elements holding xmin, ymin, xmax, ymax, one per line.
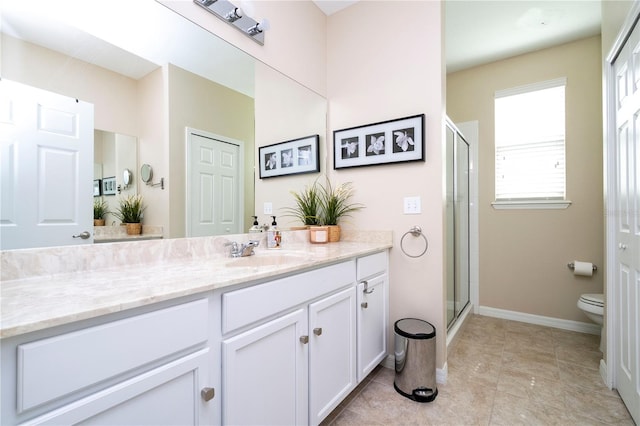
<box><xmin>0</xmin><ymin>230</ymin><xmax>391</xmax><ymax>425</ymax></box>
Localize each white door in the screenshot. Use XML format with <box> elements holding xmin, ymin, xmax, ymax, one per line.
<box><xmin>0</xmin><ymin>79</ymin><xmax>94</xmax><ymax>249</ymax></box>
<box><xmin>308</xmin><ymin>287</ymin><xmax>356</xmax><ymax>425</ymax></box>
<box><xmin>612</xmin><ymin>19</ymin><xmax>640</xmax><ymax>424</ymax></box>
<box><xmin>222</xmin><ymin>309</ymin><xmax>308</xmax><ymax>426</ymax></box>
<box><xmin>186</xmin><ymin>129</ymin><xmax>242</xmax><ymax>237</ymax></box>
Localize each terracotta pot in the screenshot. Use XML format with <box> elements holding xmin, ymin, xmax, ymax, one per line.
<box><xmin>309</xmin><ymin>226</ymin><xmax>328</xmax><ymax>244</ymax></box>
<box><xmin>93</xmin><ymin>219</ymin><xmax>105</xmax><ymax>226</ymax></box>
<box><xmin>327</xmin><ymin>225</ymin><xmax>341</xmax><ymax>242</ymax></box>
<box><xmin>125</xmin><ymin>223</ymin><xmax>142</xmax><ymax>235</ymax></box>
<box><xmin>290</xmin><ymin>225</ymin><xmax>310</xmax><ymax>231</ymax></box>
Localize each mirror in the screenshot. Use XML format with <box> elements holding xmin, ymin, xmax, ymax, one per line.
<box><xmin>140</xmin><ymin>164</ymin><xmax>153</xmax><ymax>184</ymax></box>
<box><xmin>1</xmin><ymin>0</ymin><xmax>327</xmax><ymax>247</ymax></box>
<box><xmin>123</xmin><ymin>169</ymin><xmax>132</xmax><ymax>187</ymax></box>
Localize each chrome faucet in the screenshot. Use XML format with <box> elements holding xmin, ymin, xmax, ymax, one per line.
<box><xmin>226</xmin><ymin>240</ymin><xmax>260</xmax><ymax>258</ymax></box>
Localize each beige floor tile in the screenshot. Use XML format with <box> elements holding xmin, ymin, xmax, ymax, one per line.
<box><xmin>501</xmin><ymin>347</ymin><xmax>561</xmax><ymax>380</ymax></box>
<box><xmin>496</xmin><ymin>368</ymin><xmax>566</xmax><ymax>410</ymax></box>
<box><xmin>489</xmin><ymin>390</ymin><xmax>574</xmax><ymax>425</ymax></box>
<box><xmin>324</xmin><ymin>315</ymin><xmax>634</xmax><ymax>426</ymax></box>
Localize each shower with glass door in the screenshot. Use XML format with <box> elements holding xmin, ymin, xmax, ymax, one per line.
<box><xmin>445</xmin><ymin>119</ymin><xmax>470</xmax><ymax>329</ymax></box>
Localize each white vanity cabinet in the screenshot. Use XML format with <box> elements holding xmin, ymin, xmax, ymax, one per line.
<box><xmin>221</xmin><ymin>260</ymin><xmax>358</xmax><ymax>426</ymax></box>
<box><xmin>0</xmin><ymin>297</ymin><xmax>214</xmax><ymax>426</ymax></box>
<box><xmin>356</xmin><ymin>251</ymin><xmax>389</xmax><ymax>381</ymax></box>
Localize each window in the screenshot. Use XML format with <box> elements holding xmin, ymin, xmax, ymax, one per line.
<box><xmin>494</xmin><ymin>78</ymin><xmax>570</xmax><ymax>209</ymax></box>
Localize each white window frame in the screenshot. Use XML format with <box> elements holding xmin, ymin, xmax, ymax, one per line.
<box><xmin>492</xmin><ymin>78</ymin><xmax>572</xmax><ymax>210</ymax></box>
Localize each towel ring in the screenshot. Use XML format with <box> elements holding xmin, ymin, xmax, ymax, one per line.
<box><xmin>400</xmin><ymin>226</ymin><xmax>428</xmax><ymax>258</ymax></box>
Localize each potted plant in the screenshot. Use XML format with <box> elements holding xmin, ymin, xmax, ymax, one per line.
<box><xmin>114</xmin><ymin>194</ymin><xmax>145</xmax><ymax>235</ymax></box>
<box><xmin>93</xmin><ymin>199</ymin><xmax>109</xmax><ymax>226</ymax></box>
<box><xmin>318</xmin><ymin>178</ymin><xmax>364</xmax><ymax>242</ymax></box>
<box><xmin>282</xmin><ymin>180</ymin><xmax>322</xmax><ymax>228</ymax></box>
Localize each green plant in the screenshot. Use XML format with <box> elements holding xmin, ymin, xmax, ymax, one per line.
<box><xmin>93</xmin><ymin>199</ymin><xmax>109</xmax><ymax>220</ymax></box>
<box><xmin>114</xmin><ymin>194</ymin><xmax>145</xmax><ymax>223</ymax></box>
<box><xmin>282</xmin><ymin>181</ymin><xmax>322</xmax><ymax>226</ymax></box>
<box><xmin>318</xmin><ymin>179</ymin><xmax>364</xmax><ymax>226</ymax></box>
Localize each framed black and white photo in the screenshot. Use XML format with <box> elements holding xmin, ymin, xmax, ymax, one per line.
<box><xmin>333</xmin><ymin>114</ymin><xmax>425</xmax><ymax>169</ymax></box>
<box><xmin>93</xmin><ymin>179</ymin><xmax>102</xmax><ymax>197</ymax></box>
<box><xmin>102</xmin><ymin>176</ymin><xmax>117</xmax><ymax>196</ymax></box>
<box><xmin>259</xmin><ymin>135</ymin><xmax>320</xmax><ymax>178</ymax></box>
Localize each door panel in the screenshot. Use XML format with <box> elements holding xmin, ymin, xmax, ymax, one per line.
<box><xmin>612</xmin><ymin>20</ymin><xmax>640</xmax><ymax>423</ymax></box>
<box><xmin>0</xmin><ymin>79</ymin><xmax>94</xmax><ymax>249</ymax></box>
<box><xmin>187</xmin><ymin>130</ymin><xmax>242</xmax><ymax>236</ymax></box>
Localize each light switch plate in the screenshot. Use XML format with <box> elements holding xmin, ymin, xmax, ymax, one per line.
<box><xmin>403</xmin><ymin>196</ymin><xmax>421</xmax><ymax>214</ymax></box>
<box><xmin>263</xmin><ymin>202</ymin><xmax>273</xmax><ymax>215</ymax></box>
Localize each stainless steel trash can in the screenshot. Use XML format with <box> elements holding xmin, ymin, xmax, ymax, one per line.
<box><xmin>393</xmin><ymin>318</ymin><xmax>437</xmax><ymax>402</ymax></box>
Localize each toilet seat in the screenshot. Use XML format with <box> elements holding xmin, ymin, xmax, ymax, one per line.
<box><xmin>579</xmin><ymin>293</ymin><xmax>604</xmax><ymax>308</ymax></box>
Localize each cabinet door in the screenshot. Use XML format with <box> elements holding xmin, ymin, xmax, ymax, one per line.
<box><xmin>222</xmin><ymin>309</ymin><xmax>308</xmax><ymax>426</ymax></box>
<box><xmin>309</xmin><ymin>287</ymin><xmax>356</xmax><ymax>425</ymax></box>
<box><xmin>27</xmin><ymin>349</ymin><xmax>212</xmax><ymax>425</ymax></box>
<box><xmin>357</xmin><ymin>274</ymin><xmax>388</xmax><ymax>381</ymax></box>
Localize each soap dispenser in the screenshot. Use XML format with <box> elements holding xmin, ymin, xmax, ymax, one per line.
<box><xmin>267</xmin><ymin>216</ymin><xmax>281</xmax><ymax>249</ymax></box>
<box><xmin>249</xmin><ymin>216</ymin><xmax>262</xmax><ymax>233</ymax></box>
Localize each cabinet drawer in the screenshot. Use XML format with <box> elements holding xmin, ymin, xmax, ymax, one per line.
<box><xmin>17</xmin><ymin>298</ymin><xmax>208</xmax><ymax>412</ymax></box>
<box><xmin>356</xmin><ymin>251</ymin><xmax>387</xmax><ymax>280</ymax></box>
<box><xmin>223</xmin><ymin>260</ymin><xmax>355</xmax><ymax>334</ymax></box>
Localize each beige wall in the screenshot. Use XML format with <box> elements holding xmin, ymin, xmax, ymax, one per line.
<box><xmin>2</xmin><ymin>35</ymin><xmax>140</xmax><ymax>136</ymax></box>
<box><xmin>447</xmin><ymin>36</ymin><xmax>604</xmax><ymax>323</ymax></box>
<box><xmin>601</xmin><ymin>0</ymin><xmax>635</xmax><ymax>59</ymax></box>
<box><xmin>327</xmin><ymin>1</ymin><xmax>447</xmax><ymax>367</ymax></box>
<box><xmin>254</xmin><ymin>62</ymin><xmax>328</xmax><ymax>229</ymax></box>
<box><xmin>159</xmin><ymin>0</ymin><xmax>327</xmax><ymax>96</ymax></box>
<box><xmin>166</xmin><ymin>64</ymin><xmax>255</xmax><ymax>237</ymax></box>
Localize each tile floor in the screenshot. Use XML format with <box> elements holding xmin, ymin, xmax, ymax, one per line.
<box><xmin>323</xmin><ymin>314</ymin><xmax>635</xmax><ymax>425</ymax></box>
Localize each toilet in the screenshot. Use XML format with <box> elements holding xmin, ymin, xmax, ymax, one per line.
<box><xmin>577</xmin><ymin>293</ymin><xmax>604</xmax><ymax>351</ymax></box>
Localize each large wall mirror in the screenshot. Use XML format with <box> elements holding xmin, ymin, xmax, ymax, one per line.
<box><xmin>1</xmin><ymin>0</ymin><xmax>327</xmax><ymax>248</ymax></box>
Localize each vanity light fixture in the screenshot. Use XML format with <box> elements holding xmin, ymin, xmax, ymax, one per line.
<box><xmin>193</xmin><ymin>0</ymin><xmax>269</xmax><ymax>45</ymax></box>
<box><xmin>247</xmin><ymin>19</ymin><xmax>269</xmax><ymax>36</ymax></box>
<box><xmin>224</xmin><ymin>7</ymin><xmax>243</xmax><ymax>22</ymax></box>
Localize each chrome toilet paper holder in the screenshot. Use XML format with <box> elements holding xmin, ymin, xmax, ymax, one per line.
<box><xmin>567</xmin><ymin>262</ymin><xmax>597</xmax><ymax>271</ymax></box>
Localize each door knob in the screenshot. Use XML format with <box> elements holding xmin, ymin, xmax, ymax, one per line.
<box><xmin>201</xmin><ymin>387</ymin><xmax>215</xmax><ymax>402</ymax></box>
<box><xmin>300</xmin><ymin>335</ymin><xmax>309</xmax><ymax>344</ymax></box>
<box><xmin>313</xmin><ymin>327</ymin><xmax>322</xmax><ymax>336</ymax></box>
<box><xmin>72</xmin><ymin>231</ymin><xmax>91</xmax><ymax>239</ymax></box>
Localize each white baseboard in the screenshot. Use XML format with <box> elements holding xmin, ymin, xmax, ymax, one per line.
<box><xmin>478</xmin><ymin>305</ymin><xmax>601</xmax><ymax>335</ymax></box>
<box><xmin>599</xmin><ymin>359</ymin><xmax>611</xmax><ymax>389</ymax></box>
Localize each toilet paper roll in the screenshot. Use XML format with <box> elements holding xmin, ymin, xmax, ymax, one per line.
<box><xmin>573</xmin><ymin>261</ymin><xmax>593</xmax><ymax>277</ymax></box>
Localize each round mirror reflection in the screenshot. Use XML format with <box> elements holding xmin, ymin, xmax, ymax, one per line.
<box><xmin>141</xmin><ymin>164</ymin><xmax>153</xmax><ymax>183</ymax></box>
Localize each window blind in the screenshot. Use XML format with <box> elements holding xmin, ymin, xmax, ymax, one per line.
<box><xmin>494</xmin><ymin>79</ymin><xmax>566</xmax><ymax>201</ymax></box>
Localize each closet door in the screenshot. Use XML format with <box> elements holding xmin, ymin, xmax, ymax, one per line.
<box><xmin>612</xmin><ymin>17</ymin><xmax>640</xmax><ymax>424</ymax></box>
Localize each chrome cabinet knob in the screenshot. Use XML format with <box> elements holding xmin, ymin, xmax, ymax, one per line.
<box><xmin>201</xmin><ymin>387</ymin><xmax>215</xmax><ymax>402</ymax></box>
<box><xmin>362</xmin><ymin>281</ymin><xmax>375</xmax><ymax>294</ymax></box>
<box><xmin>300</xmin><ymin>335</ymin><xmax>309</xmax><ymax>344</ymax></box>
<box><xmin>72</xmin><ymin>231</ymin><xmax>91</xmax><ymax>239</ymax></box>
<box><xmin>619</xmin><ymin>243</ymin><xmax>627</xmax><ymax>250</ymax></box>
<box><xmin>361</xmin><ymin>302</ymin><xmax>368</xmax><ymax>309</ymax></box>
<box><xmin>313</xmin><ymin>327</ymin><xmax>322</xmax><ymax>336</ymax></box>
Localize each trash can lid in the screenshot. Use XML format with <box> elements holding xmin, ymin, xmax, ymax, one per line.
<box><xmin>395</xmin><ymin>318</ymin><xmax>436</xmax><ymax>339</ymax></box>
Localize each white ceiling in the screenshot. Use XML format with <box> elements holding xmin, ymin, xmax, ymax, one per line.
<box><xmin>313</xmin><ymin>0</ymin><xmax>602</xmax><ymax>73</ymax></box>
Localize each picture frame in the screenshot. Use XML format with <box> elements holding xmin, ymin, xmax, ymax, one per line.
<box><xmin>102</xmin><ymin>176</ymin><xmax>116</xmax><ymax>196</ymax></box>
<box><xmin>333</xmin><ymin>114</ymin><xmax>425</xmax><ymax>169</ymax></box>
<box><xmin>93</xmin><ymin>179</ymin><xmax>102</xmax><ymax>197</ymax></box>
<box><xmin>259</xmin><ymin>134</ymin><xmax>320</xmax><ymax>179</ymax></box>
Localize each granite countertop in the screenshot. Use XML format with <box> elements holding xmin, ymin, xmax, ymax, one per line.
<box><xmin>0</xmin><ymin>230</ymin><xmax>392</xmax><ymax>339</ymax></box>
